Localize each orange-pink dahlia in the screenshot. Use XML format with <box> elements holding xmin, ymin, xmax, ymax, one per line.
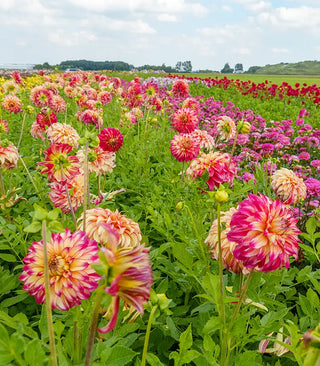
<box><xmin>190</xmin><ymin>129</ymin><xmax>215</xmax><ymax>151</ymax></box>
<box><xmin>170</xmin><ymin>133</ymin><xmax>200</xmax><ymax>162</ymax></box>
<box><xmin>78</xmin><ymin>208</ymin><xmax>142</xmax><ymax>248</ymax></box>
<box><xmin>49</xmin><ymin>95</ymin><xmax>67</xmax><ymax>113</ymax></box>
<box><xmin>19</xmin><ymin>229</ymin><xmax>101</xmax><ymax>310</ymax></box>
<box><xmin>227</xmin><ymin>194</ymin><xmax>300</xmax><ymax>272</ymax></box>
<box><xmin>271</xmin><ymin>168</ymin><xmax>307</xmax><ymax>205</ymax></box>
<box><xmin>38</xmin><ymin>143</ymin><xmax>80</xmax><ymax>183</ymax></box>
<box><xmin>172</xmin><ymin>108</ymin><xmax>199</xmax><ymax>133</ymax></box>
<box><xmin>1</xmin><ymin>95</ymin><xmax>23</xmax><ymax>114</ymax></box>
<box><xmin>205</xmin><ymin>207</ymin><xmax>250</xmax><ymax>274</ymax></box>
<box><xmin>0</xmin><ymin>141</ymin><xmax>19</xmax><ymax>170</ymax></box>
<box><xmin>46</xmin><ymin>123</ymin><xmax>80</xmax><ymax>148</ymax></box>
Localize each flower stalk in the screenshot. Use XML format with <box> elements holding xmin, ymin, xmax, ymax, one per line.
<box><xmin>141</xmin><ymin>305</ymin><xmax>158</xmax><ymax>366</ymax></box>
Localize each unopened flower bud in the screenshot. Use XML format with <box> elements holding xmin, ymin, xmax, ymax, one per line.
<box><xmin>238</xmin><ymin>121</ymin><xmax>251</xmax><ymax>134</ymax></box>
<box><xmin>26</xmin><ymin>105</ymin><xmax>35</xmax><ymax>114</ymax></box>
<box><xmin>215</xmin><ymin>190</ymin><xmax>228</xmax><ymax>203</ymax></box>
<box><xmin>176</xmin><ymin>201</ymin><xmax>184</xmax><ymax>211</ymax></box>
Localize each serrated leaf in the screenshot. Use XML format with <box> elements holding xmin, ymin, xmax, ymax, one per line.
<box><xmin>306</xmin><ymin>216</ymin><xmax>317</xmax><ymax>236</ymax></box>
<box><xmin>0</xmin><ymin>324</ymin><xmax>14</xmax><ymax>364</ymax></box>
<box><xmin>179</xmin><ymin>324</ymin><xmax>193</xmax><ymax>352</ymax></box>
<box><xmin>48</xmin><ymin>220</ymin><xmax>65</xmax><ymax>233</ymax></box>
<box><xmin>24</xmin><ymin>339</ymin><xmax>46</xmax><ymax>366</ymax></box>
<box><xmin>181</xmin><ymin>349</ymin><xmax>201</xmax><ymax>364</ymax></box>
<box><xmin>33</xmin><ymin>204</ymin><xmax>47</xmax><ymax>221</ymax></box>
<box><xmin>104</xmin><ymin>345</ymin><xmax>137</xmax><ymax>366</ymax></box>
<box><xmin>203</xmin><ymin>317</ymin><xmax>222</xmax><ymax>335</ymax></box>
<box><xmin>146</xmin><ymin>353</ymin><xmax>166</xmax><ymax>366</ymax></box>
<box><xmin>47</xmin><ymin>208</ymin><xmax>60</xmax><ymax>221</ymax></box>
<box><xmin>24</xmin><ymin>221</ymin><xmax>42</xmax><ymax>233</ymax></box>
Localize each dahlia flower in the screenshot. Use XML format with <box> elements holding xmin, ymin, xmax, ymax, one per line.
<box><xmin>49</xmin><ymin>95</ymin><xmax>67</xmax><ymax>113</ymax></box>
<box><xmin>172</xmin><ymin>108</ymin><xmax>199</xmax><ymax>133</ymax></box>
<box><xmin>205</xmin><ymin>207</ymin><xmax>250</xmax><ymax>274</ymax></box>
<box><xmin>2</xmin><ymin>80</ymin><xmax>19</xmax><ymax>94</ymax></box>
<box><xmin>46</xmin><ymin>123</ymin><xmax>80</xmax><ymax>148</ymax></box>
<box><xmin>38</xmin><ymin>143</ymin><xmax>80</xmax><ymax>183</ymax></box>
<box><xmin>30</xmin><ymin>121</ymin><xmax>46</xmax><ymax>140</ymax></box>
<box><xmin>0</xmin><ymin>141</ymin><xmax>19</xmax><ymax>170</ymax></box>
<box><xmin>216</xmin><ymin>116</ymin><xmax>236</xmax><ymax>141</ymax></box>
<box><xmin>78</xmin><ymin>208</ymin><xmax>141</xmax><ymax>248</ymax></box>
<box><xmin>77</xmin><ymin>146</ymin><xmax>115</xmax><ymax>176</ymax></box>
<box><xmin>48</xmin><ymin>173</ymin><xmax>84</xmax><ymax>213</ymax></box>
<box><xmin>36</xmin><ymin>109</ymin><xmax>57</xmax><ymax>128</ymax></box>
<box><xmin>190</xmin><ymin>129</ymin><xmax>215</xmax><ymax>151</ymax></box>
<box><xmin>98</xmin><ymin>91</ymin><xmax>112</xmax><ymax>105</ymax></box>
<box><xmin>181</xmin><ymin>97</ymin><xmax>200</xmax><ymax>114</ymax></box>
<box><xmin>30</xmin><ymin>85</ymin><xmax>52</xmax><ymax>107</ymax></box>
<box><xmin>305</xmin><ymin>177</ymin><xmax>320</xmax><ymax>198</ymax></box>
<box><xmin>271</xmin><ymin>168</ymin><xmax>307</xmax><ymax>205</ymax></box>
<box><xmin>0</xmin><ymin>119</ymin><xmax>9</xmax><ymax>133</ymax></box>
<box><xmin>170</xmin><ymin>134</ymin><xmax>200</xmax><ymax>162</ymax></box>
<box><xmin>19</xmin><ymin>229</ymin><xmax>100</xmax><ymax>311</ymax></box>
<box><xmin>186</xmin><ymin>151</ymin><xmax>237</xmax><ymax>190</ymax></box>
<box><xmin>1</xmin><ymin>95</ymin><xmax>23</xmax><ymax>114</ymax></box>
<box><xmin>98</xmin><ymin>233</ymin><xmax>152</xmax><ymax>333</ymax></box>
<box><xmin>81</xmin><ymin>109</ymin><xmax>103</xmax><ymax>128</ymax></box>
<box><xmin>98</xmin><ymin>127</ymin><xmax>123</xmax><ymax>152</ymax></box>
<box><xmin>171</xmin><ymin>79</ymin><xmax>189</xmax><ymax>98</ymax></box>
<box><xmin>227</xmin><ymin>194</ymin><xmax>300</xmax><ymax>272</ymax></box>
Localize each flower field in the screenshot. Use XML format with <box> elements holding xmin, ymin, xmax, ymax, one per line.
<box><xmin>0</xmin><ymin>70</ymin><xmax>320</xmax><ymax>366</ymax></box>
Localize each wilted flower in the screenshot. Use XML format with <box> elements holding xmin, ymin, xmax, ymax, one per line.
<box><xmin>205</xmin><ymin>207</ymin><xmax>250</xmax><ymax>274</ymax></box>
<box><xmin>170</xmin><ymin>134</ymin><xmax>200</xmax><ymax>162</ymax></box>
<box><xmin>98</xmin><ymin>127</ymin><xmax>123</xmax><ymax>152</ymax></box>
<box><xmin>227</xmin><ymin>194</ymin><xmax>300</xmax><ymax>272</ymax></box>
<box><xmin>19</xmin><ymin>229</ymin><xmax>101</xmax><ymax>310</ymax></box>
<box><xmin>216</xmin><ymin>116</ymin><xmax>236</xmax><ymax>141</ymax></box>
<box><xmin>78</xmin><ymin>208</ymin><xmax>142</xmax><ymax>248</ymax></box>
<box><xmin>38</xmin><ymin>143</ymin><xmax>80</xmax><ymax>183</ymax></box>
<box><xmin>1</xmin><ymin>95</ymin><xmax>23</xmax><ymax>114</ymax></box>
<box><xmin>259</xmin><ymin>328</ymin><xmax>291</xmax><ymax>356</ymax></box>
<box><xmin>172</xmin><ymin>108</ymin><xmax>199</xmax><ymax>133</ymax></box>
<box><xmin>46</xmin><ymin>123</ymin><xmax>80</xmax><ymax>148</ymax></box>
<box><xmin>271</xmin><ymin>168</ymin><xmax>307</xmax><ymax>205</ymax></box>
<box><xmin>0</xmin><ymin>140</ymin><xmax>19</xmax><ymax>170</ymax></box>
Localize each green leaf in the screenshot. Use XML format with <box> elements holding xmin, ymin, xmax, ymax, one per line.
<box><xmin>0</xmin><ymin>293</ymin><xmax>29</xmax><ymax>308</ymax></box>
<box><xmin>104</xmin><ymin>345</ymin><xmax>137</xmax><ymax>366</ymax></box>
<box><xmin>181</xmin><ymin>350</ymin><xmax>201</xmax><ymax>364</ymax></box>
<box><xmin>166</xmin><ymin>316</ymin><xmax>180</xmax><ymax>341</ymax></box>
<box><xmin>146</xmin><ymin>353</ymin><xmax>166</xmax><ymax>366</ymax></box>
<box><xmin>203</xmin><ymin>316</ymin><xmax>222</xmax><ymax>335</ymax></box>
<box><xmin>0</xmin><ymin>253</ymin><xmax>16</xmax><ymax>262</ymax></box>
<box><xmin>33</xmin><ymin>204</ymin><xmax>47</xmax><ymax>221</ymax></box>
<box><xmin>179</xmin><ymin>324</ymin><xmax>193</xmax><ymax>352</ymax></box>
<box><xmin>0</xmin><ymin>324</ymin><xmax>14</xmax><ymax>364</ymax></box>
<box><xmin>48</xmin><ymin>220</ymin><xmax>65</xmax><ymax>233</ymax></box>
<box><xmin>306</xmin><ymin>216</ymin><xmax>317</xmax><ymax>236</ymax></box>
<box><xmin>24</xmin><ymin>339</ymin><xmax>46</xmax><ymax>366</ymax></box>
<box><xmin>47</xmin><ymin>208</ymin><xmax>60</xmax><ymax>221</ymax></box>
<box><xmin>172</xmin><ymin>241</ymin><xmax>193</xmax><ymax>268</ymax></box>
<box><xmin>24</xmin><ymin>221</ymin><xmax>42</xmax><ymax>233</ymax></box>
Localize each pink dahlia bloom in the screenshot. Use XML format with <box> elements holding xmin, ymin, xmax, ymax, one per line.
<box><xmin>38</xmin><ymin>143</ymin><xmax>80</xmax><ymax>183</ymax></box>
<box><xmin>81</xmin><ymin>109</ymin><xmax>103</xmax><ymax>129</ymax></box>
<box><xmin>172</xmin><ymin>108</ymin><xmax>199</xmax><ymax>133</ymax></box>
<box><xmin>1</xmin><ymin>95</ymin><xmax>23</xmax><ymax>114</ymax></box>
<box><xmin>181</xmin><ymin>97</ymin><xmax>200</xmax><ymax>114</ymax></box>
<box><xmin>36</xmin><ymin>109</ymin><xmax>57</xmax><ymax>128</ymax></box>
<box><xmin>190</xmin><ymin>129</ymin><xmax>215</xmax><ymax>151</ymax></box>
<box><xmin>46</xmin><ymin>123</ymin><xmax>80</xmax><ymax>148</ymax></box>
<box><xmin>98</xmin><ymin>127</ymin><xmax>123</xmax><ymax>152</ymax></box>
<box><xmin>19</xmin><ymin>229</ymin><xmax>101</xmax><ymax>311</ymax></box>
<box><xmin>186</xmin><ymin>151</ymin><xmax>237</xmax><ymax>190</ymax></box>
<box><xmin>227</xmin><ymin>194</ymin><xmax>300</xmax><ymax>272</ymax></box>
<box><xmin>0</xmin><ymin>119</ymin><xmax>9</xmax><ymax>133</ymax></box>
<box><xmin>78</xmin><ymin>208</ymin><xmax>142</xmax><ymax>248</ymax></box>
<box><xmin>0</xmin><ymin>141</ymin><xmax>19</xmax><ymax>170</ymax></box>
<box><xmin>30</xmin><ymin>86</ymin><xmax>52</xmax><ymax>107</ymax></box>
<box><xmin>48</xmin><ymin>173</ymin><xmax>84</xmax><ymax>213</ymax></box>
<box><xmin>271</xmin><ymin>168</ymin><xmax>307</xmax><ymax>205</ymax></box>
<box><xmin>170</xmin><ymin>134</ymin><xmax>200</xmax><ymax>162</ymax></box>
<box><xmin>216</xmin><ymin>116</ymin><xmax>236</xmax><ymax>141</ymax></box>
<box><xmin>305</xmin><ymin>177</ymin><xmax>320</xmax><ymax>197</ymax></box>
<box><xmin>172</xmin><ymin>79</ymin><xmax>189</xmax><ymax>98</ymax></box>
<box><xmin>98</xmin><ymin>91</ymin><xmax>112</xmax><ymax>105</ymax></box>
<box><xmin>98</xmin><ymin>235</ymin><xmax>152</xmax><ymax>333</ymax></box>
<box><xmin>30</xmin><ymin>121</ymin><xmax>46</xmax><ymax>140</ymax></box>
<box><xmin>49</xmin><ymin>95</ymin><xmax>67</xmax><ymax>113</ymax></box>
<box><xmin>205</xmin><ymin>207</ymin><xmax>250</xmax><ymax>274</ymax></box>
<box><xmin>77</xmin><ymin>146</ymin><xmax>116</xmax><ymax>176</ymax></box>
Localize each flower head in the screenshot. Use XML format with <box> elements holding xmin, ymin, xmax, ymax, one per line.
<box><xmin>36</xmin><ymin>109</ymin><xmax>57</xmax><ymax>128</ymax></box>
<box><xmin>271</xmin><ymin>168</ymin><xmax>307</xmax><ymax>205</ymax></box>
<box><xmin>19</xmin><ymin>229</ymin><xmax>101</xmax><ymax>310</ymax></box>
<box><xmin>216</xmin><ymin>116</ymin><xmax>236</xmax><ymax>141</ymax></box>
<box><xmin>98</xmin><ymin>127</ymin><xmax>123</xmax><ymax>152</ymax></box>
<box><xmin>205</xmin><ymin>207</ymin><xmax>250</xmax><ymax>274</ymax></box>
<box><xmin>38</xmin><ymin>143</ymin><xmax>80</xmax><ymax>183</ymax></box>
<box><xmin>49</xmin><ymin>95</ymin><xmax>67</xmax><ymax>113</ymax></box>
<box><xmin>0</xmin><ymin>120</ymin><xmax>9</xmax><ymax>133</ymax></box>
<box><xmin>305</xmin><ymin>177</ymin><xmax>320</xmax><ymax>198</ymax></box>
<box><xmin>30</xmin><ymin>86</ymin><xmax>52</xmax><ymax>107</ymax></box>
<box><xmin>0</xmin><ymin>141</ymin><xmax>19</xmax><ymax>170</ymax></box>
<box><xmin>46</xmin><ymin>123</ymin><xmax>80</xmax><ymax>148</ymax></box>
<box><xmin>172</xmin><ymin>79</ymin><xmax>189</xmax><ymax>98</ymax></box>
<box><xmin>78</xmin><ymin>208</ymin><xmax>142</xmax><ymax>248</ymax></box>
<box><xmin>190</xmin><ymin>129</ymin><xmax>215</xmax><ymax>151</ymax></box>
<box><xmin>170</xmin><ymin>134</ymin><xmax>200</xmax><ymax>162</ymax></box>
<box><xmin>172</xmin><ymin>108</ymin><xmax>199</xmax><ymax>133</ymax></box>
<box><xmin>227</xmin><ymin>194</ymin><xmax>300</xmax><ymax>272</ymax></box>
<box><xmin>1</xmin><ymin>95</ymin><xmax>23</xmax><ymax>114</ymax></box>
<box><xmin>77</xmin><ymin>146</ymin><xmax>116</xmax><ymax>176</ymax></box>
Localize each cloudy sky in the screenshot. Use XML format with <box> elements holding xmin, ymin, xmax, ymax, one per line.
<box><xmin>1</xmin><ymin>0</ymin><xmax>319</xmax><ymax>71</ymax></box>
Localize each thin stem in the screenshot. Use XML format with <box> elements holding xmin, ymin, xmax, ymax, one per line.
<box><xmin>84</xmin><ymin>287</ymin><xmax>104</xmax><ymax>366</ymax></box>
<box><xmin>0</xmin><ymin>170</ymin><xmax>5</xmax><ymax>196</ymax></box>
<box><xmin>83</xmin><ymin>141</ymin><xmax>89</xmax><ymax>232</ymax></box>
<box><xmin>228</xmin><ymin>129</ymin><xmax>239</xmax><ymax>167</ymax></box>
<box><xmin>42</xmin><ymin>220</ymin><xmax>58</xmax><ymax>366</ymax></box>
<box><xmin>17</xmin><ymin>112</ymin><xmax>27</xmax><ymax>150</ymax></box>
<box><xmin>180</xmin><ymin>161</ymin><xmax>185</xmax><ymax>183</ymax></box>
<box><xmin>97</xmin><ymin>175</ymin><xmax>101</xmax><ymax>197</ymax></box>
<box><xmin>141</xmin><ymin>305</ymin><xmax>158</xmax><ymax>366</ymax></box>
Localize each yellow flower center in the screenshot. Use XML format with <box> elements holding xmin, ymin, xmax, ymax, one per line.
<box><xmin>49</xmin><ymin>255</ymin><xmax>69</xmax><ymax>276</ymax></box>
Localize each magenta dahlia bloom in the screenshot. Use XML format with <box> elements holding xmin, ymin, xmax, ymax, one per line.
<box><xmin>171</xmin><ymin>79</ymin><xmax>189</xmax><ymax>98</ymax></box>
<box><xmin>172</xmin><ymin>108</ymin><xmax>199</xmax><ymax>133</ymax></box>
<box><xmin>170</xmin><ymin>134</ymin><xmax>200</xmax><ymax>162</ymax></box>
<box><xmin>98</xmin><ymin>127</ymin><xmax>123</xmax><ymax>152</ymax></box>
<box><xmin>19</xmin><ymin>229</ymin><xmax>101</xmax><ymax>310</ymax></box>
<box><xmin>305</xmin><ymin>177</ymin><xmax>320</xmax><ymax>197</ymax></box>
<box><xmin>227</xmin><ymin>194</ymin><xmax>300</xmax><ymax>272</ymax></box>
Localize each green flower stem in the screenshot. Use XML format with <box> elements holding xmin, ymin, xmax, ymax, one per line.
<box><xmin>84</xmin><ymin>286</ymin><xmax>104</xmax><ymax>366</ymax></box>
<box><xmin>97</xmin><ymin>175</ymin><xmax>101</xmax><ymax>197</ymax></box>
<box><xmin>141</xmin><ymin>305</ymin><xmax>158</xmax><ymax>366</ymax></box>
<box><xmin>60</xmin><ymin>164</ymin><xmax>77</xmax><ymax>228</ymax></box>
<box><xmin>180</xmin><ymin>161</ymin><xmax>185</xmax><ymax>183</ymax></box>
<box><xmin>83</xmin><ymin>141</ymin><xmax>89</xmax><ymax>232</ymax></box>
<box><xmin>17</xmin><ymin>112</ymin><xmax>27</xmax><ymax>150</ymax></box>
<box><xmin>228</xmin><ymin>129</ymin><xmax>239</xmax><ymax>167</ymax></box>
<box><xmin>42</xmin><ymin>220</ymin><xmax>58</xmax><ymax>366</ymax></box>
<box><xmin>0</xmin><ymin>169</ymin><xmax>5</xmax><ymax>196</ymax></box>
<box><xmin>217</xmin><ymin>202</ymin><xmax>227</xmax><ymax>365</ymax></box>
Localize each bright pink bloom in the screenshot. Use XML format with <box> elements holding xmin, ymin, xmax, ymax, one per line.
<box><xmin>172</xmin><ymin>79</ymin><xmax>189</xmax><ymax>98</ymax></box>
<box><xmin>170</xmin><ymin>134</ymin><xmax>200</xmax><ymax>162</ymax></box>
<box><xmin>172</xmin><ymin>108</ymin><xmax>199</xmax><ymax>133</ymax></box>
<box><xmin>227</xmin><ymin>194</ymin><xmax>300</xmax><ymax>272</ymax></box>
<box><xmin>305</xmin><ymin>177</ymin><xmax>320</xmax><ymax>197</ymax></box>
<box><xmin>19</xmin><ymin>229</ymin><xmax>100</xmax><ymax>310</ymax></box>
<box><xmin>98</xmin><ymin>127</ymin><xmax>123</xmax><ymax>152</ymax></box>
<box><xmin>1</xmin><ymin>95</ymin><xmax>23</xmax><ymax>114</ymax></box>
<box><xmin>30</xmin><ymin>86</ymin><xmax>52</xmax><ymax>107</ymax></box>
<box><xmin>190</xmin><ymin>129</ymin><xmax>215</xmax><ymax>151</ymax></box>
<box><xmin>49</xmin><ymin>95</ymin><xmax>67</xmax><ymax>113</ymax></box>
<box><xmin>36</xmin><ymin>109</ymin><xmax>57</xmax><ymax>128</ymax></box>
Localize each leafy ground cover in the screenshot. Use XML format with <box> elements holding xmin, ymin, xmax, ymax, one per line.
<box><xmin>0</xmin><ymin>71</ymin><xmax>320</xmax><ymax>365</ymax></box>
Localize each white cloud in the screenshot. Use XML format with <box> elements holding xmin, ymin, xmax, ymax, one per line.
<box><xmin>157</xmin><ymin>13</ymin><xmax>178</xmax><ymax>22</ymax></box>
<box><xmin>272</xmin><ymin>48</ymin><xmax>289</xmax><ymax>54</ymax></box>
<box><xmin>233</xmin><ymin>47</ymin><xmax>251</xmax><ymax>55</ymax></box>
<box><xmin>221</xmin><ymin>5</ymin><xmax>233</xmax><ymax>12</ymax></box>
<box><xmin>228</xmin><ymin>0</ymin><xmax>272</xmax><ymax>12</ymax></box>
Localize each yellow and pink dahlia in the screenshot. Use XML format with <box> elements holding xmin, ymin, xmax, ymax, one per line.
<box><xmin>0</xmin><ymin>141</ymin><xmax>19</xmax><ymax>170</ymax></box>
<box><xmin>271</xmin><ymin>168</ymin><xmax>307</xmax><ymax>205</ymax></box>
<box><xmin>30</xmin><ymin>85</ymin><xmax>52</xmax><ymax>107</ymax></box>
<box><xmin>46</xmin><ymin>123</ymin><xmax>80</xmax><ymax>148</ymax></box>
<box><xmin>170</xmin><ymin>134</ymin><xmax>200</xmax><ymax>162</ymax></box>
<box><xmin>38</xmin><ymin>143</ymin><xmax>80</xmax><ymax>183</ymax></box>
<box><xmin>19</xmin><ymin>229</ymin><xmax>101</xmax><ymax>310</ymax></box>
<box><xmin>78</xmin><ymin>208</ymin><xmax>142</xmax><ymax>248</ymax></box>
<box><xmin>186</xmin><ymin>151</ymin><xmax>237</xmax><ymax>190</ymax></box>
<box><xmin>172</xmin><ymin>108</ymin><xmax>199</xmax><ymax>133</ymax></box>
<box><xmin>77</xmin><ymin>146</ymin><xmax>116</xmax><ymax>176</ymax></box>
<box><xmin>227</xmin><ymin>194</ymin><xmax>301</xmax><ymax>272</ymax></box>
<box><xmin>1</xmin><ymin>95</ymin><xmax>23</xmax><ymax>114</ymax></box>
<box><xmin>205</xmin><ymin>207</ymin><xmax>250</xmax><ymax>274</ymax></box>
<box><xmin>49</xmin><ymin>95</ymin><xmax>67</xmax><ymax>113</ymax></box>
<box><xmin>190</xmin><ymin>129</ymin><xmax>215</xmax><ymax>151</ymax></box>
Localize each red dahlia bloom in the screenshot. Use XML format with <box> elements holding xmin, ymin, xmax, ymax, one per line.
<box><xmin>172</xmin><ymin>108</ymin><xmax>199</xmax><ymax>133</ymax></box>
<box><xmin>98</xmin><ymin>127</ymin><xmax>123</xmax><ymax>152</ymax></box>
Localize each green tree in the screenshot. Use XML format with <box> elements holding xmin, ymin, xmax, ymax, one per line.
<box><xmin>235</xmin><ymin>63</ymin><xmax>243</xmax><ymax>72</ymax></box>
<box><xmin>220</xmin><ymin>63</ymin><xmax>234</xmax><ymax>74</ymax></box>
